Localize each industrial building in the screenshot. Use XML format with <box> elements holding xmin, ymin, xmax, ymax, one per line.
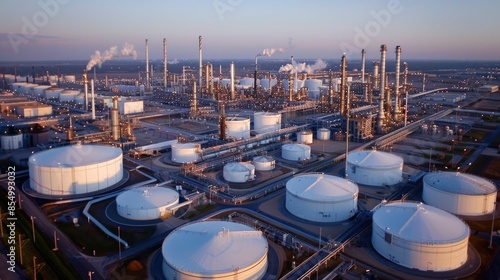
<box><xmin>286</xmin><ymin>173</ymin><xmax>358</xmax><ymax>222</ymax></box>
<box><xmin>423</xmin><ymin>172</ymin><xmax>497</xmax><ymax>216</ymax></box>
<box><xmin>28</xmin><ymin>143</ymin><xmax>123</xmax><ymax>196</ymax></box>
<box><xmin>161</xmin><ymin>221</ymin><xmax>268</xmax><ymax>280</ymax></box>
<box><xmin>346</xmin><ymin>150</ymin><xmax>403</xmax><ymax>186</ymax></box>
<box><xmin>372</xmin><ymin>201</ymin><xmax>470</xmax><ymax>272</ymax></box>
<box><xmin>116</xmin><ymin>186</ymin><xmax>179</xmax><ymax>220</ymax></box>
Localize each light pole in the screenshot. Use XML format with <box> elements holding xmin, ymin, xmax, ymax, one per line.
<box><xmin>33</xmin><ymin>256</ymin><xmax>37</xmax><ymax>280</ymax></box>
<box><xmin>88</xmin><ymin>271</ymin><xmax>94</xmax><ymax>280</ymax></box>
<box><xmin>489</xmin><ymin>202</ymin><xmax>497</xmax><ymax>249</ymax></box>
<box><xmin>31</xmin><ymin>216</ymin><xmax>36</xmax><ymax>243</ymax></box>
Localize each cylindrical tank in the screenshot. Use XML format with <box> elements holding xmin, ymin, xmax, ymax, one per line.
<box><xmin>59</xmin><ymin>89</ymin><xmax>79</xmax><ymax>102</ymax></box>
<box><xmin>259</xmin><ymin>78</ymin><xmax>277</xmax><ymax>90</ymax></box>
<box><xmin>28</xmin><ymin>143</ymin><xmax>123</xmax><ymax>196</ymax></box>
<box><xmin>162</xmin><ymin>221</ymin><xmax>268</xmax><ymax>280</ymax></box>
<box><xmin>297</xmin><ymin>130</ymin><xmax>313</xmax><ymax>144</ymax></box>
<box><xmin>423</xmin><ymin>172</ymin><xmax>497</xmax><ymax>216</ymax></box>
<box><xmin>116</xmin><ymin>186</ymin><xmax>179</xmax><ymax>220</ymax></box>
<box><xmin>223</xmin><ymin>162</ymin><xmax>255</xmax><ymax>183</ymax></box>
<box><xmin>63</xmin><ymin>75</ymin><xmax>76</xmax><ymax>83</ymax></box>
<box><xmin>33</xmin><ymin>85</ymin><xmax>51</xmax><ymax>96</ymax></box>
<box><xmin>225</xmin><ymin>116</ymin><xmax>250</xmax><ymax>139</ymax></box>
<box><xmin>44</xmin><ymin>88</ymin><xmax>64</xmax><ymax>99</ymax></box>
<box><xmin>254</xmin><ymin>112</ymin><xmax>281</xmax><ymax>134</ymax></box>
<box><xmin>1</xmin><ymin>130</ymin><xmax>23</xmax><ymax>150</ymax></box>
<box><xmin>27</xmin><ymin>124</ymin><xmax>49</xmax><ymax>147</ymax></box>
<box><xmin>304</xmin><ymin>79</ymin><xmax>322</xmax><ymax>99</ymax></box>
<box><xmin>317</xmin><ymin>128</ymin><xmax>331</xmax><ymax>140</ymax></box>
<box><xmin>171</xmin><ymin>143</ymin><xmax>201</xmax><ymax>163</ymax></box>
<box><xmin>75</xmin><ymin>93</ymin><xmax>85</xmax><ymax>104</ymax></box>
<box><xmin>282</xmin><ymin>143</ymin><xmax>311</xmax><ymax>161</ymax></box>
<box><xmin>253</xmin><ymin>155</ymin><xmax>275</xmax><ymax>171</ymax></box>
<box><xmin>372</xmin><ymin>201</ymin><xmax>470</xmax><ymax>272</ymax></box>
<box><xmin>347</xmin><ymin>150</ymin><xmax>403</xmax><ymax>186</ymax></box>
<box><xmin>286</xmin><ymin>174</ymin><xmax>358</xmax><ymax>222</ymax></box>
<box><xmin>238</xmin><ymin>77</ymin><xmax>256</xmax><ymax>89</ymax></box>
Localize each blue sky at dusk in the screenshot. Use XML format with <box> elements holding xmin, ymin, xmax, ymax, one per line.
<box><xmin>1</xmin><ymin>0</ymin><xmax>499</xmax><ymax>61</ymax></box>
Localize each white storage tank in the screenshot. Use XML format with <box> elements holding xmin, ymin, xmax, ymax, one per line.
<box><xmin>347</xmin><ymin>150</ymin><xmax>403</xmax><ymax>186</ymax></box>
<box><xmin>44</xmin><ymin>88</ymin><xmax>64</xmax><ymax>99</ymax></box>
<box><xmin>63</xmin><ymin>75</ymin><xmax>76</xmax><ymax>83</ymax></box>
<box><xmin>423</xmin><ymin>172</ymin><xmax>497</xmax><ymax>216</ymax></box>
<box><xmin>286</xmin><ymin>174</ymin><xmax>358</xmax><ymax>222</ymax></box>
<box><xmin>119</xmin><ymin>100</ymin><xmax>144</xmax><ymax>114</ymax></box>
<box><xmin>75</xmin><ymin>93</ymin><xmax>85</xmax><ymax>104</ymax></box>
<box><xmin>171</xmin><ymin>143</ymin><xmax>200</xmax><ymax>164</ymax></box>
<box><xmin>259</xmin><ymin>78</ymin><xmax>277</xmax><ymax>90</ymax></box>
<box><xmin>33</xmin><ymin>85</ymin><xmax>51</xmax><ymax>96</ymax></box>
<box><xmin>162</xmin><ymin>220</ymin><xmax>268</xmax><ymax>280</ymax></box>
<box><xmin>116</xmin><ymin>186</ymin><xmax>179</xmax><ymax>220</ymax></box>
<box><xmin>225</xmin><ymin>116</ymin><xmax>250</xmax><ymax>139</ymax></box>
<box><xmin>223</xmin><ymin>162</ymin><xmax>255</xmax><ymax>183</ymax></box>
<box><xmin>254</xmin><ymin>112</ymin><xmax>281</xmax><ymax>134</ymax></box>
<box><xmin>28</xmin><ymin>143</ymin><xmax>123</xmax><ymax>196</ymax></box>
<box><xmin>59</xmin><ymin>89</ymin><xmax>79</xmax><ymax>102</ymax></box>
<box><xmin>238</xmin><ymin>77</ymin><xmax>256</xmax><ymax>89</ymax></box>
<box><xmin>297</xmin><ymin>130</ymin><xmax>313</xmax><ymax>144</ymax></box>
<box><xmin>1</xmin><ymin>127</ymin><xmax>23</xmax><ymax>150</ymax></box>
<box><xmin>317</xmin><ymin>128</ymin><xmax>331</xmax><ymax>140</ymax></box>
<box><xmin>253</xmin><ymin>155</ymin><xmax>275</xmax><ymax>171</ymax></box>
<box><xmin>372</xmin><ymin>201</ymin><xmax>470</xmax><ymax>272</ymax></box>
<box><xmin>282</xmin><ymin>143</ymin><xmax>311</xmax><ymax>161</ymax></box>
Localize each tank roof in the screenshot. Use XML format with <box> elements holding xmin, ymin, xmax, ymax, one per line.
<box><xmin>424</xmin><ymin>172</ymin><xmax>497</xmax><ymax>195</ymax></box>
<box><xmin>224</xmin><ymin>162</ymin><xmax>254</xmax><ymax>172</ymax></box>
<box><xmin>116</xmin><ymin>186</ymin><xmax>178</xmax><ymax>209</ymax></box>
<box><xmin>373</xmin><ymin>201</ymin><xmax>469</xmax><ymax>243</ymax></box>
<box><xmin>348</xmin><ymin>150</ymin><xmax>403</xmax><ymax>169</ymax></box>
<box><xmin>287</xmin><ymin>174</ymin><xmax>358</xmax><ymax>201</ymax></box>
<box><xmin>29</xmin><ymin>143</ymin><xmax>122</xmax><ymax>167</ymax></box>
<box><xmin>162</xmin><ymin>221</ymin><xmax>267</xmax><ymax>275</ymax></box>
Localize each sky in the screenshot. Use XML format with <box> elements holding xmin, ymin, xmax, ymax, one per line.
<box><xmin>1</xmin><ymin>0</ymin><xmax>499</xmax><ymax>62</ymax></box>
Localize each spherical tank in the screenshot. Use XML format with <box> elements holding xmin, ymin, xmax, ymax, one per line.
<box><xmin>297</xmin><ymin>130</ymin><xmax>313</xmax><ymax>144</ymax></box>
<box><xmin>223</xmin><ymin>162</ymin><xmax>255</xmax><ymax>183</ymax></box>
<box><xmin>286</xmin><ymin>174</ymin><xmax>358</xmax><ymax>222</ymax></box>
<box><xmin>225</xmin><ymin>116</ymin><xmax>250</xmax><ymax>139</ymax></box>
<box><xmin>162</xmin><ymin>220</ymin><xmax>268</xmax><ymax>280</ymax></box>
<box><xmin>317</xmin><ymin>128</ymin><xmax>331</xmax><ymax>140</ymax></box>
<box><xmin>28</xmin><ymin>143</ymin><xmax>123</xmax><ymax>196</ymax></box>
<box><xmin>347</xmin><ymin>150</ymin><xmax>403</xmax><ymax>186</ymax></box>
<box><xmin>116</xmin><ymin>186</ymin><xmax>179</xmax><ymax>220</ymax></box>
<box><xmin>372</xmin><ymin>201</ymin><xmax>470</xmax><ymax>271</ymax></box>
<box><xmin>253</xmin><ymin>155</ymin><xmax>275</xmax><ymax>171</ymax></box>
<box><xmin>171</xmin><ymin>143</ymin><xmax>201</xmax><ymax>164</ymax></box>
<box><xmin>282</xmin><ymin>143</ymin><xmax>311</xmax><ymax>161</ymax></box>
<box><xmin>423</xmin><ymin>172</ymin><xmax>497</xmax><ymax>216</ymax></box>
<box><xmin>253</xmin><ymin>112</ymin><xmax>281</xmax><ymax>134</ymax></box>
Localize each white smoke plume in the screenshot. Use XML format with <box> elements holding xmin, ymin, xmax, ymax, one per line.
<box><xmin>279</xmin><ymin>59</ymin><xmax>327</xmax><ymax>74</ymax></box>
<box><xmin>86</xmin><ymin>43</ymin><xmax>138</xmax><ymax>71</ymax></box>
<box><xmin>167</xmin><ymin>59</ymin><xmax>179</xmax><ymax>65</ymax></box>
<box><xmin>256</xmin><ymin>48</ymin><xmax>284</xmax><ymax>57</ymax></box>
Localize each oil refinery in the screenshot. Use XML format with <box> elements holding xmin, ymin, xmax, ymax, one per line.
<box><xmin>0</xmin><ymin>36</ymin><xmax>499</xmax><ymax>280</ymax></box>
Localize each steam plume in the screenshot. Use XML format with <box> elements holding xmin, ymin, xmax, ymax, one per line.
<box><xmin>279</xmin><ymin>59</ymin><xmax>327</xmax><ymax>74</ymax></box>
<box><xmin>167</xmin><ymin>59</ymin><xmax>179</xmax><ymax>65</ymax></box>
<box><xmin>86</xmin><ymin>43</ymin><xmax>138</xmax><ymax>71</ymax></box>
<box><xmin>256</xmin><ymin>48</ymin><xmax>284</xmax><ymax>57</ymax></box>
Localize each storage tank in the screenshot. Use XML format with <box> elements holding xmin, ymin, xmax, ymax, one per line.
<box><xmin>238</xmin><ymin>77</ymin><xmax>256</xmax><ymax>89</ymax></box>
<box><xmin>253</xmin><ymin>155</ymin><xmax>275</xmax><ymax>171</ymax></box>
<box><xmin>162</xmin><ymin>220</ymin><xmax>268</xmax><ymax>280</ymax></box>
<box><xmin>33</xmin><ymin>85</ymin><xmax>51</xmax><ymax>96</ymax></box>
<box><xmin>1</xmin><ymin>126</ymin><xmax>23</xmax><ymax>150</ymax></box>
<box><xmin>259</xmin><ymin>78</ymin><xmax>277</xmax><ymax>90</ymax></box>
<box><xmin>116</xmin><ymin>186</ymin><xmax>179</xmax><ymax>220</ymax></box>
<box><xmin>171</xmin><ymin>143</ymin><xmax>200</xmax><ymax>164</ymax></box>
<box><xmin>254</xmin><ymin>112</ymin><xmax>281</xmax><ymax>134</ymax></box>
<box><xmin>347</xmin><ymin>150</ymin><xmax>403</xmax><ymax>186</ymax></box>
<box><xmin>28</xmin><ymin>143</ymin><xmax>123</xmax><ymax>196</ymax></box>
<box><xmin>44</xmin><ymin>88</ymin><xmax>64</xmax><ymax>99</ymax></box>
<box><xmin>75</xmin><ymin>93</ymin><xmax>85</xmax><ymax>104</ymax></box>
<box><xmin>225</xmin><ymin>116</ymin><xmax>250</xmax><ymax>139</ymax></box>
<box><xmin>372</xmin><ymin>201</ymin><xmax>470</xmax><ymax>272</ymax></box>
<box><xmin>63</xmin><ymin>75</ymin><xmax>76</xmax><ymax>83</ymax></box>
<box><xmin>423</xmin><ymin>172</ymin><xmax>497</xmax><ymax>216</ymax></box>
<box><xmin>297</xmin><ymin>130</ymin><xmax>313</xmax><ymax>144</ymax></box>
<box><xmin>282</xmin><ymin>143</ymin><xmax>311</xmax><ymax>161</ymax></box>
<box><xmin>286</xmin><ymin>174</ymin><xmax>358</xmax><ymax>222</ymax></box>
<box><xmin>317</xmin><ymin>128</ymin><xmax>331</xmax><ymax>140</ymax></box>
<box><xmin>304</xmin><ymin>79</ymin><xmax>322</xmax><ymax>99</ymax></box>
<box><xmin>59</xmin><ymin>89</ymin><xmax>79</xmax><ymax>102</ymax></box>
<box><xmin>26</xmin><ymin>123</ymin><xmax>49</xmax><ymax>147</ymax></box>
<box><xmin>223</xmin><ymin>162</ymin><xmax>255</xmax><ymax>183</ymax></box>
<box><xmin>283</xmin><ymin>79</ymin><xmax>305</xmax><ymax>90</ymax></box>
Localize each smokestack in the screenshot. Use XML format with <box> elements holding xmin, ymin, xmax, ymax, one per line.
<box><xmin>91</xmin><ymin>79</ymin><xmax>96</xmax><ymax>120</ymax></box>
<box><xmin>163</xmin><ymin>38</ymin><xmax>167</xmax><ymax>92</ymax></box>
<box><xmin>373</xmin><ymin>62</ymin><xmax>379</xmax><ymax>89</ymax></box>
<box><xmin>382</xmin><ymin>45</ymin><xmax>391</xmax><ymax>110</ymax></box>
<box><xmin>199</xmin><ymin>35</ymin><xmax>202</xmax><ymax>96</ymax></box>
<box><xmin>41</xmin><ymin>66</ymin><xmax>44</xmax><ymax>83</ymax></box>
<box><xmin>32</xmin><ymin>66</ymin><xmax>35</xmax><ymax>83</ymax></box>
<box><xmin>361</xmin><ymin>49</ymin><xmax>366</xmax><ymax>83</ymax></box>
<box><xmin>377</xmin><ymin>44</ymin><xmax>387</xmax><ymax>133</ymax></box>
<box><xmin>105</xmin><ymin>75</ymin><xmax>108</xmax><ymax>90</ymax></box>
<box><xmin>145</xmin><ymin>39</ymin><xmax>150</xmax><ymax>92</ymax></box>
<box><xmin>291</xmin><ymin>56</ymin><xmax>294</xmax><ymax>64</ymax></box>
<box><xmin>230</xmin><ymin>62</ymin><xmax>235</xmax><ymax>100</ymax></box>
<box><xmin>254</xmin><ymin>56</ymin><xmax>258</xmax><ymax>96</ymax></box>
<box><xmin>83</xmin><ymin>71</ymin><xmax>88</xmax><ymax>111</ymax></box>
<box><xmin>288</xmin><ymin>73</ymin><xmax>293</xmax><ymax>102</ymax></box>
<box><xmin>340</xmin><ymin>54</ymin><xmax>347</xmax><ymax>115</ymax></box>
<box><xmin>150</xmin><ymin>64</ymin><xmax>154</xmax><ymax>88</ymax></box>
<box><xmin>14</xmin><ymin>67</ymin><xmax>17</xmax><ymax>82</ymax></box>
<box><xmin>57</xmin><ymin>66</ymin><xmax>60</xmax><ymax>86</ymax></box>
<box><xmin>1</xmin><ymin>68</ymin><xmax>5</xmax><ymax>90</ymax></box>
<box><xmin>422</xmin><ymin>74</ymin><xmax>426</xmax><ymax>92</ymax></box>
<box><xmin>67</xmin><ymin>115</ymin><xmax>74</xmax><ymax>141</ymax></box>
<box><xmin>328</xmin><ymin>69</ymin><xmax>334</xmax><ymax>109</ymax></box>
<box><xmin>219</xmin><ymin>101</ymin><xmax>226</xmax><ymax>140</ymax></box>
<box><xmin>394</xmin><ymin>46</ymin><xmax>402</xmax><ymax>115</ymax></box>
<box><xmin>93</xmin><ymin>66</ymin><xmax>96</xmax><ymax>82</ymax></box>
<box><xmin>404</xmin><ymin>62</ymin><xmax>409</xmax><ymax>126</ymax></box>
<box><xmin>192</xmin><ymin>81</ymin><xmax>197</xmax><ymax>114</ymax></box>
<box><xmin>111</xmin><ymin>96</ymin><xmax>120</xmax><ymax>141</ymax></box>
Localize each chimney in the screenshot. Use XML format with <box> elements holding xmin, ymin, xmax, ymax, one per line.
<box><xmin>373</xmin><ymin>62</ymin><xmax>379</xmax><ymax>89</ymax></box>
<box><xmin>83</xmin><ymin>71</ymin><xmax>88</xmax><ymax>111</ymax></box>
<box><xmin>145</xmin><ymin>39</ymin><xmax>150</xmax><ymax>92</ymax></box>
<box><xmin>32</xmin><ymin>66</ymin><xmax>35</xmax><ymax>83</ymax></box>
<box><xmin>67</xmin><ymin>115</ymin><xmax>74</xmax><ymax>141</ymax></box>
<box><xmin>340</xmin><ymin>54</ymin><xmax>347</xmax><ymax>115</ymax></box>
<box><xmin>219</xmin><ymin>101</ymin><xmax>226</xmax><ymax>140</ymax></box>
<box><xmin>111</xmin><ymin>96</ymin><xmax>120</xmax><ymax>141</ymax></box>
<box><xmin>377</xmin><ymin>44</ymin><xmax>387</xmax><ymax>133</ymax></box>
<box><xmin>163</xmin><ymin>38</ymin><xmax>167</xmax><ymax>92</ymax></box>
<box><xmin>328</xmin><ymin>69</ymin><xmax>334</xmax><ymax>109</ymax></box>
<box><xmin>192</xmin><ymin>81</ymin><xmax>197</xmax><ymax>114</ymax></box>
<box><xmin>254</xmin><ymin>56</ymin><xmax>258</xmax><ymax>96</ymax></box>
<box><xmin>14</xmin><ymin>66</ymin><xmax>17</xmax><ymax>82</ymax></box>
<box><xmin>199</xmin><ymin>35</ymin><xmax>202</xmax><ymax>96</ymax></box>
<box><xmin>230</xmin><ymin>62</ymin><xmax>235</xmax><ymax>100</ymax></box>
<box><xmin>91</xmin><ymin>79</ymin><xmax>96</xmax><ymax>120</ymax></box>
<box><xmin>361</xmin><ymin>49</ymin><xmax>366</xmax><ymax>83</ymax></box>
<box><xmin>394</xmin><ymin>46</ymin><xmax>402</xmax><ymax>115</ymax></box>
